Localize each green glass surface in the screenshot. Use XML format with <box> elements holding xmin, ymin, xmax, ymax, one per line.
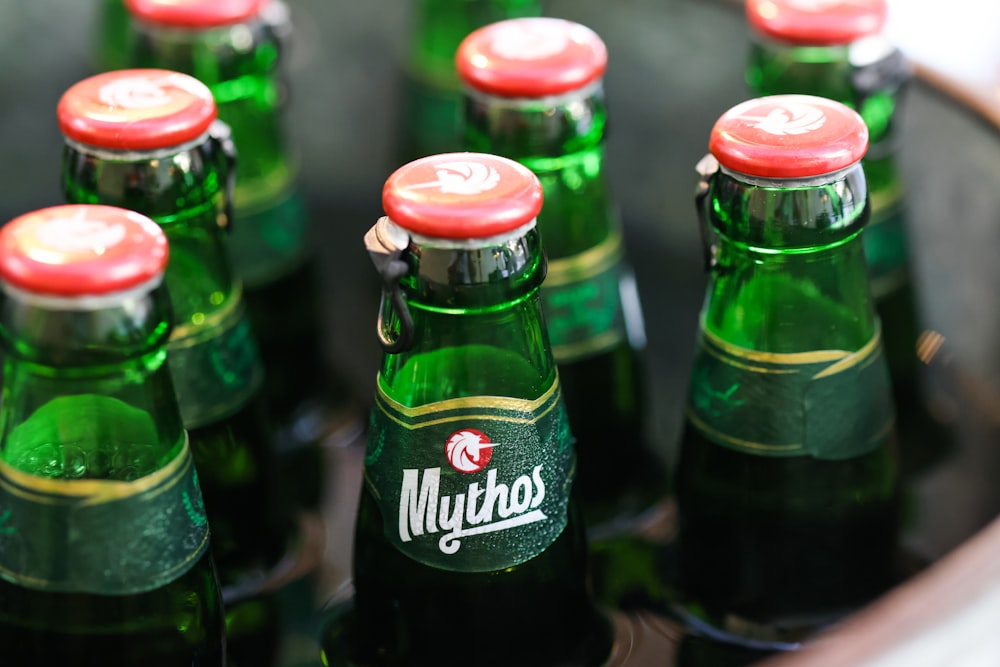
<box><xmin>746</xmin><ymin>37</ymin><xmax>948</xmax><ymax>475</ymax></box>
<box><xmin>672</xmin><ymin>166</ymin><xmax>901</xmax><ymax>646</ymax></box>
<box><xmin>462</xmin><ymin>81</ymin><xmax>669</xmax><ymax>613</ymax></box>
<box><xmin>0</xmin><ymin>263</ymin><xmax>225</xmax><ymax>664</ymax></box>
<box><xmin>333</xmin><ymin>226</ymin><xmax>612</xmax><ymax>666</ymax></box>
<box><xmin>398</xmin><ymin>0</ymin><xmax>545</xmax><ymax>160</ymax></box>
<box><xmin>95</xmin><ymin>0</ymin><xmax>130</xmax><ymax>71</ymax></box>
<box><xmin>463</xmin><ymin>83</ymin><xmax>667</xmax><ymax>533</ymax></box>
<box><xmin>61</xmin><ymin>137</ymin><xmax>290</xmax><ymax>664</ymax></box>
<box><xmin>126</xmin><ymin>5</ymin><xmax>350</xmax><ymax>493</ymax></box>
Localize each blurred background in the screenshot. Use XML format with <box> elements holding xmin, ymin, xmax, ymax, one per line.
<box><xmin>2</xmin><ymin>0</ymin><xmax>1000</xmax><ymax>582</ymax></box>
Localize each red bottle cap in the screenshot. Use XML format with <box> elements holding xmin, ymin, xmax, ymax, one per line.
<box><xmin>0</xmin><ymin>205</ymin><xmax>168</xmax><ymax>297</ymax></box>
<box><xmin>746</xmin><ymin>0</ymin><xmax>887</xmax><ymax>46</ymax></box>
<box><xmin>125</xmin><ymin>0</ymin><xmax>268</xmax><ymax>28</ymax></box>
<box><xmin>57</xmin><ymin>69</ymin><xmax>217</xmax><ymax>151</ymax></box>
<box><xmin>709</xmin><ymin>95</ymin><xmax>869</xmax><ymax>179</ymax></box>
<box><xmin>383</xmin><ymin>153</ymin><xmax>543</xmax><ymax>239</ymax></box>
<box><xmin>457</xmin><ymin>18</ymin><xmax>607</xmax><ymax>97</ymax></box>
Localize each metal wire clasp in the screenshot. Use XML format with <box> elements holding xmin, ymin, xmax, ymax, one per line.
<box><xmin>364</xmin><ymin>217</ymin><xmax>415</xmax><ymax>354</ymax></box>
<box><xmin>695</xmin><ymin>153</ymin><xmax>720</xmax><ymax>272</ymax></box>
<box><xmin>208</xmin><ymin>120</ymin><xmax>238</xmax><ymax>234</ymax></box>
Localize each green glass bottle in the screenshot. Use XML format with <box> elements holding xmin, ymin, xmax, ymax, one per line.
<box><xmin>0</xmin><ymin>204</ymin><xmax>226</xmax><ymax>666</ymax></box>
<box><xmin>95</xmin><ymin>0</ymin><xmax>131</xmax><ymax>71</ymax></box>
<box><xmin>744</xmin><ymin>0</ymin><xmax>943</xmax><ymax>475</ymax></box>
<box><xmin>123</xmin><ymin>0</ymin><xmax>361</xmax><ymax>508</ymax></box>
<box><xmin>672</xmin><ymin>96</ymin><xmax>901</xmax><ymax>655</ymax></box>
<box><xmin>322</xmin><ymin>153</ymin><xmax>613</xmax><ymax>666</ymax></box>
<box><xmin>57</xmin><ymin>69</ymin><xmax>293</xmax><ymax>666</ymax></box>
<box><xmin>456</xmin><ymin>17</ymin><xmax>670</xmax><ymax>609</ymax></box>
<box><xmin>399</xmin><ymin>0</ymin><xmax>544</xmax><ymax>161</ymax></box>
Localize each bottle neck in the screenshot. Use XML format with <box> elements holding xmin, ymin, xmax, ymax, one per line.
<box><xmin>747</xmin><ymin>35</ymin><xmax>908</xmax><ymax>146</ymax></box>
<box><xmin>701</xmin><ymin>163</ymin><xmax>878</xmax><ymax>353</ymax></box>
<box><xmin>0</xmin><ymin>283</ymin><xmax>185</xmax><ymax>477</ymax></box>
<box><xmin>409</xmin><ymin>0</ymin><xmax>545</xmax><ymax>87</ymax></box>
<box><xmin>63</xmin><ymin>133</ymin><xmax>239</xmax><ymax>328</ymax></box>
<box><xmin>376</xmin><ymin>222</ymin><xmax>555</xmax><ymax>405</ymax></box>
<box><xmin>129</xmin><ymin>15</ymin><xmax>291</xmax><ymax>198</ymax></box>
<box><xmin>129</xmin><ymin>15</ymin><xmax>281</xmax><ymax>85</ymax></box>
<box><xmin>463</xmin><ymin>86</ymin><xmax>616</xmax><ymax>256</ymax></box>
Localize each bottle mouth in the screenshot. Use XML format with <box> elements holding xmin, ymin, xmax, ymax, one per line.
<box><xmin>708</xmin><ymin>163</ymin><xmax>870</xmax><ymax>251</ymax></box>
<box><xmin>719</xmin><ymin>162</ymin><xmax>862</xmax><ymax>189</ymax></box>
<box><xmin>394</xmin><ymin>217</ymin><xmax>539</xmax><ymax>251</ymax></box>
<box><xmin>1</xmin><ymin>275</ymin><xmax>165</xmax><ymax>312</ymax></box>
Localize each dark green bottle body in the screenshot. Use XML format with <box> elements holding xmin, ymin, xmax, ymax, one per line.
<box><xmin>0</xmin><ymin>551</ymin><xmax>225</xmax><ymax>667</ymax></box>
<box><xmin>746</xmin><ymin>36</ymin><xmax>944</xmax><ymax>475</ymax></box>
<box><xmin>0</xmin><ymin>266</ymin><xmax>226</xmax><ymax>665</ymax></box>
<box><xmin>463</xmin><ymin>88</ymin><xmax>666</xmax><ymax>534</ymax></box>
<box><xmin>61</xmin><ymin>138</ymin><xmax>291</xmax><ymax>666</ymax></box>
<box><xmin>464</xmin><ymin>86</ymin><xmax>667</xmax><ymax>533</ymax></box>
<box><xmin>126</xmin><ymin>6</ymin><xmax>357</xmax><ymax>496</ymax></box>
<box><xmin>673</xmin><ymin>165</ymin><xmax>901</xmax><ymax>646</ymax></box>
<box><xmin>335</xmin><ymin>226</ymin><xmax>612</xmax><ymax>666</ymax></box>
<box><xmin>399</xmin><ymin>0</ymin><xmax>545</xmax><ymax>160</ymax></box>
<box><xmin>95</xmin><ymin>0</ymin><xmax>130</xmax><ymax>71</ymax></box>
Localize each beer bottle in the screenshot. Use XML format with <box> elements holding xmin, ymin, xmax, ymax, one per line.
<box><xmin>744</xmin><ymin>0</ymin><xmax>943</xmax><ymax>475</ymax></box>
<box><xmin>123</xmin><ymin>0</ymin><xmax>361</xmax><ymax>507</ymax></box>
<box><xmin>57</xmin><ymin>69</ymin><xmax>292</xmax><ymax>666</ymax></box>
<box><xmin>672</xmin><ymin>96</ymin><xmax>901</xmax><ymax>655</ymax></box>
<box><xmin>0</xmin><ymin>204</ymin><xmax>225</xmax><ymax>665</ymax></box>
<box><xmin>456</xmin><ymin>17</ymin><xmax>670</xmax><ymax>608</ymax></box>
<box><xmin>399</xmin><ymin>0</ymin><xmax>544</xmax><ymax>160</ymax></box>
<box><xmin>95</xmin><ymin>0</ymin><xmax>130</xmax><ymax>70</ymax></box>
<box><xmin>324</xmin><ymin>153</ymin><xmax>613</xmax><ymax>666</ymax></box>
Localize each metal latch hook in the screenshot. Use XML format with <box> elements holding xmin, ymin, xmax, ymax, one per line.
<box><xmin>208</xmin><ymin>120</ymin><xmax>238</xmax><ymax>235</ymax></box>
<box><xmin>365</xmin><ymin>217</ymin><xmax>415</xmax><ymax>353</ymax></box>
<box><xmin>695</xmin><ymin>153</ymin><xmax>720</xmax><ymax>272</ymax></box>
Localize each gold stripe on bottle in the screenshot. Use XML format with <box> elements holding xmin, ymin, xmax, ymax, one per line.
<box><xmin>552</xmin><ymin>329</ymin><xmax>624</xmax><ymax>362</ymax></box>
<box><xmin>867</xmin><ymin>181</ymin><xmax>905</xmax><ymax>226</ymax></box>
<box><xmin>701</xmin><ymin>321</ymin><xmax>882</xmax><ymax>371</ymax></box>
<box><xmin>0</xmin><ymin>436</ymin><xmax>193</xmax><ymax>504</ymax></box>
<box><xmin>375</xmin><ymin>373</ymin><xmax>560</xmax><ymax>419</ymax></box>
<box><xmin>233</xmin><ymin>162</ymin><xmax>298</xmax><ymax>214</ymax></box>
<box><xmin>544</xmin><ymin>231</ymin><xmax>624</xmax><ymax>288</ymax></box>
<box><xmin>686</xmin><ymin>407</ymin><xmax>803</xmax><ymax>454</ymax></box>
<box><xmin>169</xmin><ymin>282</ymin><xmax>246</xmax><ymax>345</ymax></box>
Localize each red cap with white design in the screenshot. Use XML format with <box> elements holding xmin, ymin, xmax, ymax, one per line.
<box><xmin>710</xmin><ymin>95</ymin><xmax>869</xmax><ymax>179</ymax></box>
<box><xmin>58</xmin><ymin>69</ymin><xmax>217</xmax><ymax>151</ymax></box>
<box><xmin>456</xmin><ymin>17</ymin><xmax>607</xmax><ymax>97</ymax></box>
<box><xmin>125</xmin><ymin>0</ymin><xmax>267</xmax><ymax>28</ymax></box>
<box><xmin>383</xmin><ymin>153</ymin><xmax>543</xmax><ymax>239</ymax></box>
<box><xmin>746</xmin><ymin>0</ymin><xmax>887</xmax><ymax>46</ymax></box>
<box><xmin>0</xmin><ymin>205</ymin><xmax>168</xmax><ymax>297</ymax></box>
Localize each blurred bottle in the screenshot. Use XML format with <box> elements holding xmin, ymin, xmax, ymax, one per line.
<box><xmin>456</xmin><ymin>17</ymin><xmax>671</xmax><ymax>609</ymax></box>
<box><xmin>744</xmin><ymin>0</ymin><xmax>947</xmax><ymax>477</ymax></box>
<box><xmin>123</xmin><ymin>0</ymin><xmax>365</xmax><ymax>510</ymax></box>
<box><xmin>58</xmin><ymin>69</ymin><xmax>294</xmax><ymax>667</ymax></box>
<box><xmin>398</xmin><ymin>0</ymin><xmax>544</xmax><ymax>161</ymax></box>
<box><xmin>0</xmin><ymin>204</ymin><xmax>226</xmax><ymax>666</ymax></box>
<box><xmin>321</xmin><ymin>153</ymin><xmax>613</xmax><ymax>666</ymax></box>
<box><xmin>672</xmin><ymin>95</ymin><xmax>901</xmax><ymax>661</ymax></box>
<box><xmin>95</xmin><ymin>0</ymin><xmax>130</xmax><ymax>71</ymax></box>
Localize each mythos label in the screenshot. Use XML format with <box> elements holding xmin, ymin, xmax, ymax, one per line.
<box><xmin>365</xmin><ymin>377</ymin><xmax>575</xmax><ymax>572</ymax></box>
<box><xmin>688</xmin><ymin>321</ymin><xmax>894</xmax><ymax>460</ymax></box>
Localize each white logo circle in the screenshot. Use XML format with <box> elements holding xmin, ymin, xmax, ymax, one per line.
<box><xmin>98</xmin><ymin>77</ymin><xmax>175</xmax><ymax>110</ymax></box>
<box><xmin>34</xmin><ymin>209</ymin><xmax>127</xmax><ymax>254</ymax></box>
<box><xmin>445</xmin><ymin>429</ymin><xmax>494</xmax><ymax>474</ymax></box>
<box><xmin>490</xmin><ymin>21</ymin><xmax>569</xmax><ymax>61</ymax></box>
<box><xmin>735</xmin><ymin>102</ymin><xmax>827</xmax><ymax>136</ymax></box>
<box><xmin>407</xmin><ymin>161</ymin><xmax>502</xmax><ymax>196</ymax></box>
